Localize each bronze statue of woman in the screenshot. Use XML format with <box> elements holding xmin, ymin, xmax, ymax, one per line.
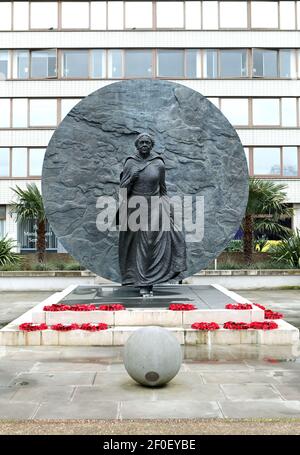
<box><xmin>119</xmin><ymin>133</ymin><xmax>186</xmax><ymax>296</ymax></box>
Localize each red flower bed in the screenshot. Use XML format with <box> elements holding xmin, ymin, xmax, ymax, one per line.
<box><xmin>223</xmin><ymin>321</ymin><xmax>250</xmax><ymax>330</ymax></box>
<box><xmin>225</xmin><ymin>303</ymin><xmax>252</xmax><ymax>310</ymax></box>
<box><xmin>19</xmin><ymin>323</ymin><xmax>48</xmax><ymax>332</ymax></box>
<box><xmin>51</xmin><ymin>323</ymin><xmax>80</xmax><ymax>331</ymax></box>
<box><xmin>80</xmin><ymin>323</ymin><xmax>108</xmax><ymax>331</ymax></box>
<box><xmin>253</xmin><ymin>303</ymin><xmax>283</xmax><ymax>320</ymax></box>
<box><xmin>98</xmin><ymin>304</ymin><xmax>125</xmax><ymax>311</ymax></box>
<box><xmin>43</xmin><ymin>303</ymin><xmax>126</xmax><ymax>312</ymax></box>
<box><xmin>191</xmin><ymin>322</ymin><xmax>220</xmax><ymax>331</ymax></box>
<box><xmin>249</xmin><ymin>321</ymin><xmax>278</xmax><ymax>330</ymax></box>
<box><xmin>43</xmin><ymin>304</ymin><xmax>72</xmax><ymax>311</ymax></box>
<box><xmin>264</xmin><ymin>310</ymin><xmax>283</xmax><ymax>320</ymax></box>
<box><xmin>169</xmin><ymin>303</ymin><xmax>197</xmax><ymax>311</ymax></box>
<box><xmin>50</xmin><ymin>323</ymin><xmax>108</xmax><ymax>331</ymax></box>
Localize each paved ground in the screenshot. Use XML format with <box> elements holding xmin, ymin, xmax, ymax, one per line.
<box><xmin>0</xmin><ymin>289</ymin><xmax>300</xmax><ymax>431</ymax></box>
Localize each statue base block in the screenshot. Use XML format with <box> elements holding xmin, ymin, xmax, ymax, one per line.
<box><xmin>0</xmin><ymin>284</ymin><xmax>298</xmax><ymax>346</ymax></box>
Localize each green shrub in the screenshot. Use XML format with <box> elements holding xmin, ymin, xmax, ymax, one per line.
<box><xmin>0</xmin><ymin>236</ymin><xmax>21</xmax><ymax>267</ymax></box>
<box><xmin>224</xmin><ymin>240</ymin><xmax>243</xmax><ymax>252</ymax></box>
<box><xmin>64</xmin><ymin>262</ymin><xmax>84</xmax><ymax>271</ymax></box>
<box><xmin>269</xmin><ymin>230</ymin><xmax>300</xmax><ymax>268</ymax></box>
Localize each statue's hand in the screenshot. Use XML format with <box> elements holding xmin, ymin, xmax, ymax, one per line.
<box><xmin>131</xmin><ymin>170</ymin><xmax>139</xmax><ymax>182</ymax></box>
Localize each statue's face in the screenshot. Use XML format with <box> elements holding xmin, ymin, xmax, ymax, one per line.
<box><xmin>136</xmin><ymin>136</ymin><xmax>152</xmax><ymax>155</ymax></box>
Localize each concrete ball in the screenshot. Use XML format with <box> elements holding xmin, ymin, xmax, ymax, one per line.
<box><xmin>123</xmin><ymin>326</ymin><xmax>182</xmax><ymax>387</ymax></box>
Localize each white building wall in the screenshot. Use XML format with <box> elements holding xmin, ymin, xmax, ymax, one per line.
<box><xmin>0</xmin><ymin>30</ymin><xmax>299</xmax><ymax>49</ymax></box>
<box><xmin>1</xmin><ymin>79</ymin><xmax>300</xmax><ymax>98</ymax></box>
<box><xmin>0</xmin><ymin>5</ymin><xmax>300</xmax><ymax>240</ymax></box>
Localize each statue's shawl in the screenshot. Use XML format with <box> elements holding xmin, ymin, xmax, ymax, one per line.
<box><xmin>120</xmin><ymin>151</ymin><xmax>165</xmax><ymax>185</ymax></box>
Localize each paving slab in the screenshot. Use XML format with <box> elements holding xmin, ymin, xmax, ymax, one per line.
<box><xmin>201</xmin><ymin>371</ymin><xmax>278</xmax><ymax>384</ymax></box>
<box><xmin>219</xmin><ymin>400</ymin><xmax>300</xmax><ymax>418</ymax></box>
<box><xmin>119</xmin><ymin>400</ymin><xmax>222</xmax><ymax>419</ymax></box>
<box><xmin>73</xmin><ymin>384</ymin><xmax>155</xmax><ymax>402</ymax></box>
<box><xmin>9</xmin><ymin>372</ymin><xmax>96</xmax><ymax>387</ymax></box>
<box><xmin>30</xmin><ymin>361</ymin><xmax>109</xmax><ymax>373</ymax></box>
<box><xmin>0</xmin><ymin>400</ymin><xmax>39</xmax><ymax>419</ymax></box>
<box><xmin>0</xmin><ymin>386</ymin><xmax>19</xmax><ymax>400</ymax></box>
<box><xmin>0</xmin><ymin>372</ymin><xmax>18</xmax><ymax>386</ymax></box>
<box><xmin>11</xmin><ymin>385</ymin><xmax>75</xmax><ymax>402</ymax></box>
<box><xmin>220</xmin><ymin>384</ymin><xmax>283</xmax><ymax>401</ymax></box>
<box><xmin>185</xmin><ymin>361</ymin><xmax>254</xmax><ymax>372</ymax></box>
<box><xmin>153</xmin><ymin>383</ymin><xmax>226</xmax><ymax>401</ymax></box>
<box><xmin>34</xmin><ymin>401</ymin><xmax>119</xmax><ymax>419</ymax></box>
<box><xmin>273</xmin><ymin>385</ymin><xmax>300</xmax><ymax>400</ymax></box>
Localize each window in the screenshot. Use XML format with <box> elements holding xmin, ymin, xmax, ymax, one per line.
<box><xmin>29</xmin><ymin>149</ymin><xmax>45</xmax><ymax>176</ymax></box>
<box><xmin>280</xmin><ymin>1</ymin><xmax>296</xmax><ymax>29</ymax></box>
<box><xmin>29</xmin><ymin>99</ymin><xmax>57</xmax><ymax>127</ymax></box>
<box><xmin>0</xmin><ymin>99</ymin><xmax>10</xmax><ymax>128</ymax></box>
<box><xmin>0</xmin><ymin>149</ymin><xmax>10</xmax><ymax>177</ymax></box>
<box><xmin>13</xmin><ymin>1</ymin><xmax>29</xmax><ymax>30</ymax></box>
<box><xmin>219</xmin><ymin>2</ymin><xmax>247</xmax><ymax>28</ymax></box>
<box><xmin>220</xmin><ymin>50</ymin><xmax>247</xmax><ymax>77</ymax></box>
<box><xmin>202</xmin><ymin>1</ymin><xmax>218</xmax><ymax>29</ymax></box>
<box><xmin>186</xmin><ymin>50</ymin><xmax>201</xmax><ymax>78</ymax></box>
<box><xmin>0</xmin><ymin>51</ymin><xmax>9</xmax><ymax>80</ymax></box>
<box><xmin>91</xmin><ymin>50</ymin><xmax>106</xmax><ymax>78</ymax></box>
<box><xmin>61</xmin><ymin>99</ymin><xmax>81</xmax><ymax>120</ymax></box>
<box><xmin>125</xmin><ymin>1</ymin><xmax>152</xmax><ymax>28</ymax></box>
<box><xmin>185</xmin><ymin>1</ymin><xmax>201</xmax><ymax>29</ymax></box>
<box><xmin>61</xmin><ymin>2</ymin><xmax>90</xmax><ymax>29</ymax></box>
<box><xmin>12</xmin><ymin>148</ymin><xmax>27</xmax><ymax>177</ymax></box>
<box><xmin>31</xmin><ymin>50</ymin><xmax>57</xmax><ymax>78</ymax></box>
<box><xmin>252</xmin><ymin>99</ymin><xmax>280</xmax><ymax>126</ymax></box>
<box><xmin>108</xmin><ymin>1</ymin><xmax>124</xmax><ymax>29</ymax></box>
<box><xmin>62</xmin><ymin>50</ymin><xmax>89</xmax><ymax>78</ymax></box>
<box><xmin>204</xmin><ymin>50</ymin><xmax>218</xmax><ymax>78</ymax></box>
<box><xmin>244</xmin><ymin>148</ymin><xmax>249</xmax><ymax>171</ymax></box>
<box><xmin>221</xmin><ymin>99</ymin><xmax>248</xmax><ymax>126</ymax></box>
<box><xmin>13</xmin><ymin>51</ymin><xmax>29</xmax><ymax>79</ymax></box>
<box><xmin>283</xmin><ymin>147</ymin><xmax>298</xmax><ymax>176</ymax></box>
<box><xmin>30</xmin><ymin>2</ymin><xmax>58</xmax><ymax>29</ymax></box>
<box><xmin>253</xmin><ymin>148</ymin><xmax>281</xmax><ymax>175</ymax></box>
<box><xmin>253</xmin><ymin>49</ymin><xmax>277</xmax><ymax>77</ymax></box>
<box><xmin>0</xmin><ymin>2</ymin><xmax>11</xmax><ymax>30</ymax></box>
<box><xmin>156</xmin><ymin>1</ymin><xmax>184</xmax><ymax>28</ymax></box>
<box><xmin>90</xmin><ymin>1</ymin><xmax>107</xmax><ymax>29</ymax></box>
<box><xmin>0</xmin><ymin>206</ymin><xmax>5</xmax><ymax>239</ymax></box>
<box><xmin>18</xmin><ymin>219</ymin><xmax>57</xmax><ymax>250</ymax></box>
<box><xmin>124</xmin><ymin>50</ymin><xmax>152</xmax><ymax>77</ymax></box>
<box><xmin>108</xmin><ymin>50</ymin><xmax>123</xmax><ymax>78</ymax></box>
<box><xmin>251</xmin><ymin>1</ymin><xmax>279</xmax><ymax>28</ymax></box>
<box><xmin>280</xmin><ymin>50</ymin><xmax>293</xmax><ymax>78</ymax></box>
<box><xmin>204</xmin><ymin>49</ymin><xmax>247</xmax><ymax>78</ymax></box>
<box><xmin>281</xmin><ymin>98</ymin><xmax>297</xmax><ymax>127</ymax></box>
<box><xmin>157</xmin><ymin>50</ymin><xmax>184</xmax><ymax>77</ymax></box>
<box><xmin>12</xmin><ymin>99</ymin><xmax>28</xmax><ymax>128</ymax></box>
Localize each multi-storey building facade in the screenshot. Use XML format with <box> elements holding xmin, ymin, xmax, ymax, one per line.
<box><xmin>0</xmin><ymin>0</ymin><xmax>300</xmax><ymax>252</ymax></box>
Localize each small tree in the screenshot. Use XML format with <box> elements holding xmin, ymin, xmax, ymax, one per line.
<box><xmin>242</xmin><ymin>178</ymin><xmax>293</xmax><ymax>264</ymax></box>
<box><xmin>0</xmin><ymin>235</ymin><xmax>21</xmax><ymax>267</ymax></box>
<box><xmin>10</xmin><ymin>183</ymin><xmax>46</xmax><ymax>263</ymax></box>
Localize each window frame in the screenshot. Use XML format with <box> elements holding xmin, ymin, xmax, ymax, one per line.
<box><xmin>248</xmin><ymin>146</ymin><xmax>300</xmax><ymax>178</ymax></box>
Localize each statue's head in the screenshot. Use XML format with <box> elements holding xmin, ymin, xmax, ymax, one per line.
<box><xmin>135</xmin><ymin>133</ymin><xmax>154</xmax><ymax>156</ymax></box>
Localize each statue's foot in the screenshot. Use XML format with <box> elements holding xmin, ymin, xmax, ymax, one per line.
<box><xmin>139</xmin><ymin>286</ymin><xmax>153</xmax><ymax>297</ymax></box>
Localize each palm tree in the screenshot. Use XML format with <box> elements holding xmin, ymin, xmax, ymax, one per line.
<box><xmin>10</xmin><ymin>183</ymin><xmax>46</xmax><ymax>263</ymax></box>
<box><xmin>242</xmin><ymin>178</ymin><xmax>294</xmax><ymax>264</ymax></box>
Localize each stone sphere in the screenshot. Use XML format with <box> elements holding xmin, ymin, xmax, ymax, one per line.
<box><xmin>123</xmin><ymin>326</ymin><xmax>182</xmax><ymax>387</ymax></box>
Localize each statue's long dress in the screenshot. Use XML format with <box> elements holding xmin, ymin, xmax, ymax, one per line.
<box><xmin>119</xmin><ymin>152</ymin><xmax>186</xmax><ymax>286</ymax></box>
